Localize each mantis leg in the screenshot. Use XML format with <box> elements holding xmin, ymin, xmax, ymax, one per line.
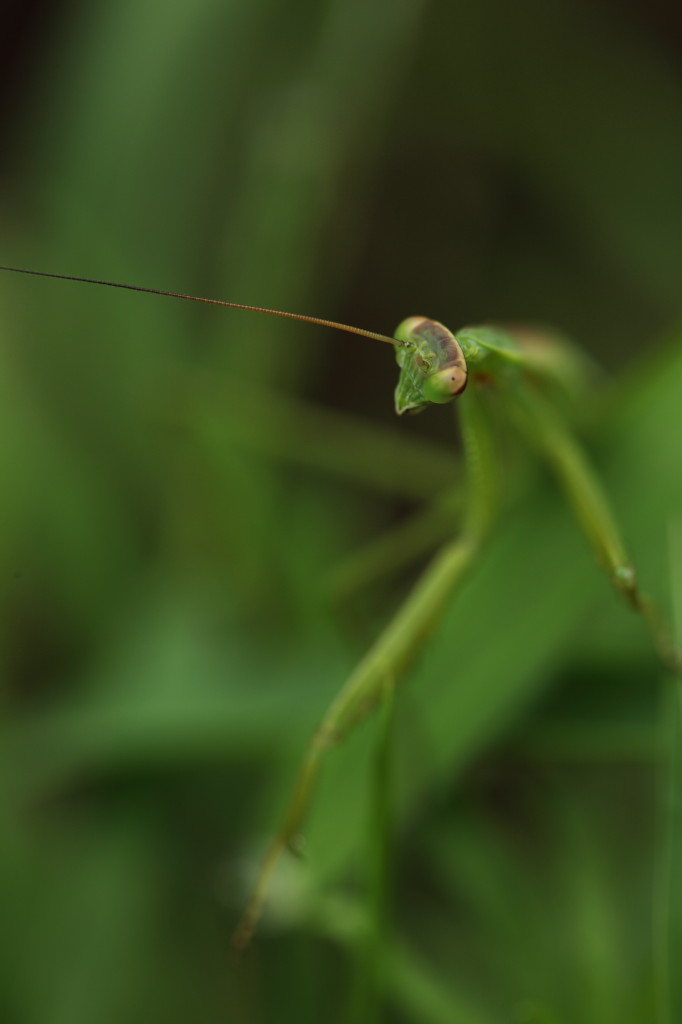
<box><xmin>461</xmin><ymin>324</ymin><xmax>679</xmax><ymax>674</ymax></box>
<box><xmin>507</xmin><ymin>382</ymin><xmax>681</xmax><ymax>674</ymax></box>
<box><xmin>231</xmin><ymin>384</ymin><xmax>499</xmax><ymax>951</ymax></box>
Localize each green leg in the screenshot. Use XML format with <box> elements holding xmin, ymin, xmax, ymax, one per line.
<box><xmin>508</xmin><ymin>384</ymin><xmax>680</xmax><ymax>674</ymax></box>
<box><xmin>231</xmin><ymin>385</ymin><xmax>499</xmax><ymax>950</ymax></box>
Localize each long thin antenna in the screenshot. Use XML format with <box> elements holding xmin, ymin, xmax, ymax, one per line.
<box><xmin>0</xmin><ymin>266</ymin><xmax>398</xmax><ymax>346</ymax></box>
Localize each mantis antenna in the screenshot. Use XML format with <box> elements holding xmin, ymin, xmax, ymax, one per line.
<box><xmin>0</xmin><ymin>266</ymin><xmax>398</xmax><ymax>346</ymax></box>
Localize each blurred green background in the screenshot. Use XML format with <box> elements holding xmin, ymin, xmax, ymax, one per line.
<box><xmin>1</xmin><ymin>1</ymin><xmax>682</xmax><ymax>1021</ymax></box>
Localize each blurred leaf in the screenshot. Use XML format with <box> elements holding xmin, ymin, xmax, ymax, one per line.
<box><xmin>656</xmin><ymin>521</ymin><xmax>682</xmax><ymax>1022</ymax></box>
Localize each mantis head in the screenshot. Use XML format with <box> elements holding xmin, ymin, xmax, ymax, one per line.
<box><xmin>392</xmin><ymin>316</ymin><xmax>468</xmax><ymax>415</ymax></box>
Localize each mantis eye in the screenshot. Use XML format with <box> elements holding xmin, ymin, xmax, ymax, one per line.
<box><xmin>422</xmin><ymin>364</ymin><xmax>468</xmax><ymax>404</ymax></box>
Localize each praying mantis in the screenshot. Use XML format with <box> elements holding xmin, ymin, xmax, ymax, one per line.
<box><xmin>1</xmin><ymin>263</ymin><xmax>678</xmax><ymax>955</ymax></box>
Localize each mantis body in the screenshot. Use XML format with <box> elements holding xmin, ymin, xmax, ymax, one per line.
<box><xmin>1</xmin><ymin>264</ymin><xmax>676</xmax><ymax>952</ymax></box>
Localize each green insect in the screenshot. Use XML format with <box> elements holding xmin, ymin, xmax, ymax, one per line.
<box><xmin>1</xmin><ymin>263</ymin><xmax>677</xmax><ymax>952</ymax></box>
<box><xmin>392</xmin><ymin>317</ymin><xmax>468</xmax><ymax>413</ymax></box>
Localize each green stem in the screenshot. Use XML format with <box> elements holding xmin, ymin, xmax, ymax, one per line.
<box><xmin>350</xmin><ymin>674</ymin><xmax>395</xmax><ymax>1024</ymax></box>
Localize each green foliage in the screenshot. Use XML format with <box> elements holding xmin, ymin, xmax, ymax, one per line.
<box><xmin>1</xmin><ymin>0</ymin><xmax>681</xmax><ymax>1021</ymax></box>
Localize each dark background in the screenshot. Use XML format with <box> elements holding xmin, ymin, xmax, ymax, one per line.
<box><xmin>1</xmin><ymin>1</ymin><xmax>682</xmax><ymax>1021</ymax></box>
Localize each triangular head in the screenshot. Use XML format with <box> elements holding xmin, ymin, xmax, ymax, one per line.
<box><xmin>393</xmin><ymin>316</ymin><xmax>468</xmax><ymax>414</ymax></box>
